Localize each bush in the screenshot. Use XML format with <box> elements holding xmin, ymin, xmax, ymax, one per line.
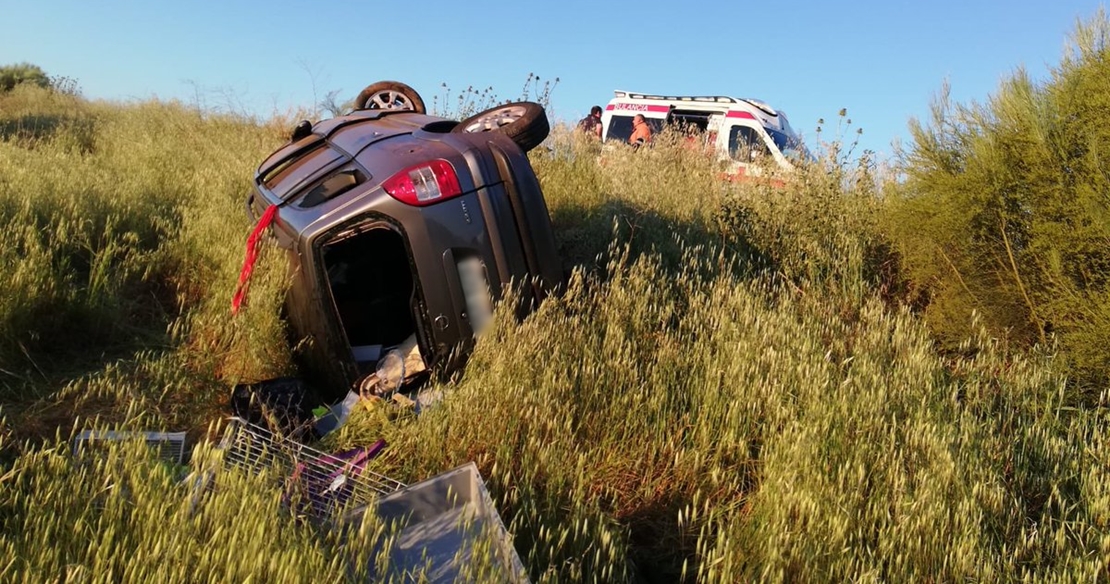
<box><xmin>886</xmin><ymin>12</ymin><xmax>1110</xmax><ymax>398</ymax></box>
<box><xmin>0</xmin><ymin>62</ymin><xmax>49</xmax><ymax>93</ymax></box>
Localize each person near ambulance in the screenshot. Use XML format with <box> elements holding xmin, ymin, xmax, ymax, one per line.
<box><xmin>577</xmin><ymin>105</ymin><xmax>603</xmax><ymax>138</ymax></box>
<box><xmin>629</xmin><ymin>114</ymin><xmax>652</xmax><ymax>147</ymax></box>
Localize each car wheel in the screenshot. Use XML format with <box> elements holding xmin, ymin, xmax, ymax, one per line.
<box><xmin>355</xmin><ymin>81</ymin><xmax>426</xmax><ymax>113</ymax></box>
<box><xmin>452</xmin><ymin>101</ymin><xmax>549</xmax><ymax>152</ymax></box>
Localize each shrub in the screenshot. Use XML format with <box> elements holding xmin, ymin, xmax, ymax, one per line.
<box><xmin>886</xmin><ymin>12</ymin><xmax>1110</xmax><ymax>398</ymax></box>
<box><xmin>0</xmin><ymin>62</ymin><xmax>49</xmax><ymax>92</ymax></box>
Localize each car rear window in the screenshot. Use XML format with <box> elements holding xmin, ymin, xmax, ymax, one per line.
<box><xmin>296</xmin><ymin>169</ymin><xmax>366</xmax><ymax>208</ymax></box>
<box><xmin>261</xmin><ymin>144</ymin><xmax>345</xmax><ymax>200</ymax></box>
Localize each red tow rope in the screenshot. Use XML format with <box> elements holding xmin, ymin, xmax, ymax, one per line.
<box><xmin>231</xmin><ymin>204</ymin><xmax>279</xmax><ymax>314</ymax></box>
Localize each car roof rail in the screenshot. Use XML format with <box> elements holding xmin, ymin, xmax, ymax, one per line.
<box><xmin>613</xmin><ymin>90</ymin><xmax>739</xmax><ymax>103</ymax></box>
<box><xmin>612</xmin><ymin>90</ymin><xmax>779</xmax><ymax>116</ymax></box>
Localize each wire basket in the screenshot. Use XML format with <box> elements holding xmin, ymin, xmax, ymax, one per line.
<box><xmin>73</xmin><ymin>430</ymin><xmax>188</xmax><ymax>465</ymax></box>
<box><xmin>218</xmin><ymin>416</ymin><xmax>405</xmax><ymax>519</ymax></box>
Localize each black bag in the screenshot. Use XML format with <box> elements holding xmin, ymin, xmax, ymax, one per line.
<box><xmin>230</xmin><ymin>376</ymin><xmax>320</xmax><ymax>439</ymax></box>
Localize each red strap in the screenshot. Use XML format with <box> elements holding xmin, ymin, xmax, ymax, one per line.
<box><xmin>231</xmin><ymin>204</ymin><xmax>279</xmax><ymax>314</ymax></box>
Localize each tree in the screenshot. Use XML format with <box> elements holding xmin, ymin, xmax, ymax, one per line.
<box><xmin>0</xmin><ymin>62</ymin><xmax>50</xmax><ymax>92</ymax></box>
<box><xmin>319</xmin><ymin>89</ymin><xmax>351</xmax><ymax>118</ymax></box>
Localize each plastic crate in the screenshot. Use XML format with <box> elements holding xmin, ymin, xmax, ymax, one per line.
<box><xmin>342</xmin><ymin>462</ymin><xmax>529</xmax><ymax>583</ymax></box>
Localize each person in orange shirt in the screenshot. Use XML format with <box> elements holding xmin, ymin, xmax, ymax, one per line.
<box><xmin>629</xmin><ymin>114</ymin><xmax>652</xmax><ymax>148</ymax></box>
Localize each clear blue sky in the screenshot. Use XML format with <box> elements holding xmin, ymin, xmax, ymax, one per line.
<box><xmin>1</xmin><ymin>0</ymin><xmax>1104</xmax><ymax>161</ymax></box>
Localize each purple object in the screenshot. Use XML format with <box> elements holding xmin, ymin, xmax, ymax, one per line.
<box><xmin>284</xmin><ymin>439</ymin><xmax>387</xmax><ymax>518</ymax></box>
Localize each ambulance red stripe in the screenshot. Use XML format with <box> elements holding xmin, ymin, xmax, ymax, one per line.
<box><xmin>726</xmin><ymin>110</ymin><xmax>756</xmax><ymax>119</ymax></box>
<box><xmin>605</xmin><ymin>104</ymin><xmax>672</xmax><ymax>113</ymax></box>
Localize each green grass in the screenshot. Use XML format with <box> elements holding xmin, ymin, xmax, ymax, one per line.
<box><xmin>0</xmin><ymin>86</ymin><xmax>1107</xmax><ymax>582</ymax></box>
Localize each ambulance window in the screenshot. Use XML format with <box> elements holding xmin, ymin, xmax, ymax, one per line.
<box><xmin>728</xmin><ymin>126</ymin><xmax>770</xmax><ymax>161</ymax></box>
<box><xmin>606</xmin><ymin>115</ymin><xmax>665</xmax><ymax>143</ymax></box>
<box><xmin>668</xmin><ymin>111</ymin><xmax>711</xmax><ymax>133</ymax></box>
<box><xmin>605</xmin><ymin>115</ymin><xmax>634</xmax><ymax>142</ymax></box>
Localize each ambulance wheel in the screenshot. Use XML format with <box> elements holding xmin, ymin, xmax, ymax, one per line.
<box><xmin>452</xmin><ymin>101</ymin><xmax>549</xmax><ymax>152</ymax></box>
<box><xmin>355</xmin><ymin>81</ymin><xmax>426</xmax><ymax>113</ymax></box>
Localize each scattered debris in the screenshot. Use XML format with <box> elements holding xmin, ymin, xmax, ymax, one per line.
<box><xmin>219</xmin><ymin>416</ymin><xmax>405</xmax><ymax>520</ymax></box>
<box><xmin>73</xmin><ymin>430</ymin><xmax>188</xmax><ymax>464</ymax></box>
<box><xmin>72</xmin><ymin>429</ymin><xmax>191</xmax><ymax>513</ymax></box>
<box><xmin>285</xmin><ymin>440</ymin><xmax>387</xmax><ymax>518</ymax></box>
<box><xmin>230</xmin><ymin>376</ymin><xmax>320</xmax><ymax>439</ymax></box>
<box><xmin>312</xmin><ymin>390</ymin><xmax>363</xmax><ymax>436</ymax></box>
<box><xmin>389</xmin><ymin>387</ymin><xmax>444</xmax><ymax>414</ymax></box>
<box><xmin>357</xmin><ymin>333</ymin><xmax>429</xmax><ymax>398</ymax></box>
<box><xmin>342</xmin><ymin>462</ymin><xmax>529</xmax><ymax>583</ymax></box>
<box><xmin>390</xmin><ymin>392</ymin><xmax>416</xmax><ymax>408</ymax></box>
<box><xmin>229</xmin><ymin>369</ymin><xmax>440</xmax><ymax>442</ymax></box>
<box><xmin>69</xmin><ymin>398</ymin><xmax>520</xmax><ymax>577</ymax></box>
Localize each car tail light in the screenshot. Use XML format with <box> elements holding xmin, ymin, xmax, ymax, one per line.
<box><xmin>382</xmin><ymin>159</ymin><xmax>462</xmax><ymax>206</ymax></box>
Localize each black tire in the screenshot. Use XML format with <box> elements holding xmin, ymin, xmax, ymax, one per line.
<box><xmin>355</xmin><ymin>81</ymin><xmax>426</xmax><ymax>113</ymax></box>
<box><xmin>452</xmin><ymin>101</ymin><xmax>549</xmax><ymax>152</ymax></box>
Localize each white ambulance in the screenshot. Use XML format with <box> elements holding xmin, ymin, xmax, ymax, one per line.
<box><xmin>600</xmin><ymin>90</ymin><xmax>811</xmax><ymax>178</ymax></box>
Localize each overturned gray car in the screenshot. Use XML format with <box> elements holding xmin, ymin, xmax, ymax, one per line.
<box><xmin>243</xmin><ymin>81</ymin><xmax>562</xmax><ymax>397</ymax></box>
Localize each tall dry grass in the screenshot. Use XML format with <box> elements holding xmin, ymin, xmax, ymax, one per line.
<box><xmin>0</xmin><ymin>88</ymin><xmax>1107</xmax><ymax>582</ymax></box>
<box><xmin>0</xmin><ymin>86</ymin><xmax>295</xmax><ymax>433</ymax></box>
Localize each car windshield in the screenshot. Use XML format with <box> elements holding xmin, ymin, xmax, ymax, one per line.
<box><xmin>767</xmin><ymin>128</ymin><xmax>814</xmax><ymax>163</ymax></box>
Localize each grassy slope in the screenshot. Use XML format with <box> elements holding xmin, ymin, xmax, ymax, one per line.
<box><xmin>0</xmin><ymin>88</ymin><xmax>1107</xmax><ymax>582</ymax></box>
